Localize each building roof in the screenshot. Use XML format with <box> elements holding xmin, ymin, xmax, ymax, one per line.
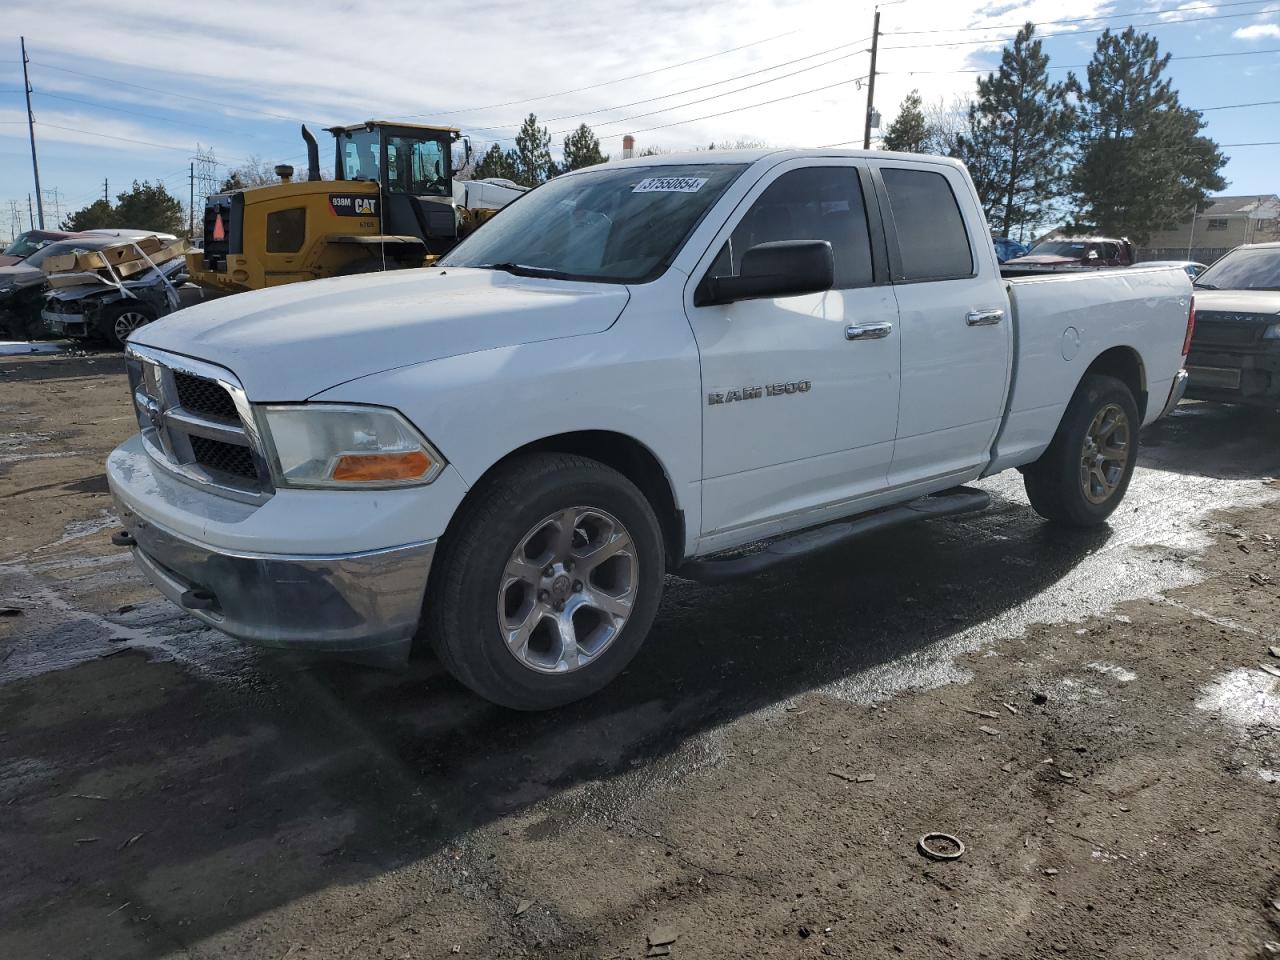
<box><xmin>1201</xmin><ymin>195</ymin><xmax>1279</xmax><ymax>217</ymax></box>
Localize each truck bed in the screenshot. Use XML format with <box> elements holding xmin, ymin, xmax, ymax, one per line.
<box><xmin>986</xmin><ymin>265</ymin><xmax>1192</xmax><ymax>474</ymax></box>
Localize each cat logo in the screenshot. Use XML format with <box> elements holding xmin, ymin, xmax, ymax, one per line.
<box><xmin>328</xmin><ymin>194</ymin><xmax>379</xmax><ymax>218</ymax></box>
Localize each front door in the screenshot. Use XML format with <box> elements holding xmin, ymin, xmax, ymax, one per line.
<box><xmin>684</xmin><ymin>159</ymin><xmax>902</xmax><ymax>545</ymax></box>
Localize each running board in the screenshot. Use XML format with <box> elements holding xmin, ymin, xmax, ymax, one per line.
<box><xmin>676</xmin><ymin>486</ymin><xmax>991</xmax><ymax>584</ymax></box>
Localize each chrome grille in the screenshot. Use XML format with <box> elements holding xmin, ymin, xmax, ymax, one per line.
<box><xmin>125</xmin><ymin>345</ymin><xmax>272</xmax><ymax>502</ymax></box>
<box><xmin>173</xmin><ymin>370</ymin><xmax>239</xmax><ymax>421</ymax></box>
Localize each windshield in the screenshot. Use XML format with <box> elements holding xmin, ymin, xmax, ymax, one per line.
<box><xmin>1029</xmin><ymin>241</ymin><xmax>1087</xmax><ymax>257</ymax></box>
<box><xmin>2</xmin><ymin>233</ymin><xmax>56</xmax><ymax>259</ymax></box>
<box><xmin>1195</xmin><ymin>247</ymin><xmax>1280</xmax><ymax>290</ymax></box>
<box><xmin>439</xmin><ymin>163</ymin><xmax>747</xmax><ymax>283</ymax></box>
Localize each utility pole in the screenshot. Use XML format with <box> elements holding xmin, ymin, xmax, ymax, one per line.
<box><xmin>27</xmin><ymin>194</ymin><xmax>34</xmax><ymax>229</ymax></box>
<box><xmin>103</xmin><ymin>178</ymin><xmax>109</xmax><ymax>204</ymax></box>
<box><xmin>20</xmin><ymin>37</ymin><xmax>45</xmax><ymax>229</ymax></box>
<box><xmin>862</xmin><ymin>11</ymin><xmax>881</xmax><ymax>150</ymax></box>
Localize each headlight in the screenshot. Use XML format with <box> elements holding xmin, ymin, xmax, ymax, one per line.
<box><xmin>1264</xmin><ymin>323</ymin><xmax>1280</xmax><ymax>340</ymax></box>
<box><xmin>257</xmin><ymin>404</ymin><xmax>445</xmax><ymax>488</ymax></box>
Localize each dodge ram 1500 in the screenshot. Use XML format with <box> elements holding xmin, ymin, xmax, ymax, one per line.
<box><xmin>107</xmin><ymin>149</ymin><xmax>1194</xmax><ymax>709</ymax></box>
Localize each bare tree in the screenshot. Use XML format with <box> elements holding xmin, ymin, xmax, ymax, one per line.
<box><xmin>922</xmin><ymin>95</ymin><xmax>971</xmax><ymax>157</ymax></box>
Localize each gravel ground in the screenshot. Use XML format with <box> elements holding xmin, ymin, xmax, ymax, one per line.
<box><xmin>1</xmin><ymin>350</ymin><xmax>1278</xmax><ymax>960</ymax></box>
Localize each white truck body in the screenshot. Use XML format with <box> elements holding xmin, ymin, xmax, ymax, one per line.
<box><xmin>107</xmin><ymin>149</ymin><xmax>1193</xmax><ymax>706</ymax></box>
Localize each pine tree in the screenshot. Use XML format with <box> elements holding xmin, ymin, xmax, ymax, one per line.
<box><xmin>60</xmin><ymin>198</ymin><xmax>117</xmax><ymax>232</ymax></box>
<box><xmin>514</xmin><ymin>114</ymin><xmax>554</xmax><ymax>186</ymax></box>
<box><xmin>562</xmin><ymin>124</ymin><xmax>608</xmax><ymax>171</ymax></box>
<box><xmin>1069</xmin><ymin>27</ymin><xmax>1226</xmax><ymax>243</ymax></box>
<box><xmin>881</xmin><ymin>91</ymin><xmax>930</xmax><ymax>153</ymax></box>
<box><xmin>112</xmin><ymin>181</ymin><xmax>186</xmax><ymax>236</ymax></box>
<box><xmin>953</xmin><ymin>23</ymin><xmax>1074</xmax><ymax>238</ymax></box>
<box><xmin>472</xmin><ymin>143</ymin><xmax>521</xmax><ymax>182</ymax></box>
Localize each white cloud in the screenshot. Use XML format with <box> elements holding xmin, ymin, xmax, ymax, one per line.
<box><xmin>1233</xmin><ymin>22</ymin><xmax>1280</xmax><ymax>39</ymax></box>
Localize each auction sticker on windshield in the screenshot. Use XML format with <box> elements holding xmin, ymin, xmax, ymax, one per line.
<box><xmin>632</xmin><ymin>177</ymin><xmax>709</xmax><ymax>193</ymax></box>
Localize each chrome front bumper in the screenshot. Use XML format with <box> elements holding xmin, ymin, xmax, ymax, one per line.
<box><xmin>113</xmin><ymin>498</ymin><xmax>435</xmax><ymax>658</ymax></box>
<box><xmin>1157</xmin><ymin>368</ymin><xmax>1189</xmax><ymax>419</ymax></box>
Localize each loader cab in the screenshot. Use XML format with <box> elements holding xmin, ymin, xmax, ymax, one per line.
<box><xmin>328</xmin><ymin>121</ymin><xmax>466</xmax><ymax>254</ymax></box>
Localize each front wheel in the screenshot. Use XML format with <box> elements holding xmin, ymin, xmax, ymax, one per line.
<box><xmin>1023</xmin><ymin>373</ymin><xmax>1140</xmax><ymax>527</ymax></box>
<box><xmin>427</xmin><ymin>453</ymin><xmax>665</xmax><ymax>710</ymax></box>
<box><xmin>96</xmin><ymin>301</ymin><xmax>157</xmax><ymax>350</ymax></box>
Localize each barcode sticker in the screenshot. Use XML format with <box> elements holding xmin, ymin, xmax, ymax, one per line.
<box><xmin>632</xmin><ymin>177</ymin><xmax>709</xmax><ymax>193</ymax></box>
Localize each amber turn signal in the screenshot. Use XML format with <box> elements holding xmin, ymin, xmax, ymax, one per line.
<box><xmin>330</xmin><ymin>450</ymin><xmax>433</xmax><ymax>483</ymax></box>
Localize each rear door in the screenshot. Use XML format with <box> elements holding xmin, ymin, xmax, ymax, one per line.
<box><xmin>684</xmin><ymin>158</ymin><xmax>902</xmax><ymax>543</ymax></box>
<box><xmin>871</xmin><ymin>161</ymin><xmax>1012</xmax><ymax>487</ymax></box>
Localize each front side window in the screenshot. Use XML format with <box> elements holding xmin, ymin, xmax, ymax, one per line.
<box><xmin>339</xmin><ymin>129</ymin><xmax>381</xmax><ymax>182</ymax></box>
<box><xmin>265</xmin><ymin>208</ymin><xmax>306</xmax><ymax>253</ymax></box>
<box><xmin>386</xmin><ymin>136</ymin><xmax>450</xmax><ymax>196</ymax></box>
<box><xmin>881</xmin><ymin>167</ymin><xmax>973</xmax><ymax>281</ymax></box>
<box><xmin>705</xmin><ymin>166</ymin><xmax>873</xmax><ymax>289</ymax></box>
<box><xmin>439</xmin><ymin>163</ymin><xmax>746</xmax><ymax>283</ymax></box>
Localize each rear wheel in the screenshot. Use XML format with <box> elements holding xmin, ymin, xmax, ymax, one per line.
<box><xmin>1023</xmin><ymin>374</ymin><xmax>1140</xmax><ymax>527</ymax></box>
<box><xmin>427</xmin><ymin>453</ymin><xmax>665</xmax><ymax>710</ymax></box>
<box><xmin>96</xmin><ymin>302</ymin><xmax>157</xmax><ymax>350</ymax></box>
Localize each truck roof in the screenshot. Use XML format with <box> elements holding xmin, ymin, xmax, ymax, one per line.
<box><xmin>582</xmin><ymin>147</ymin><xmax>968</xmax><ymax>172</ymax></box>
<box><xmin>326</xmin><ymin>120</ymin><xmax>460</xmax><ymax>136</ymax></box>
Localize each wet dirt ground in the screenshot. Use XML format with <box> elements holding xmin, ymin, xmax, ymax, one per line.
<box><xmin>1</xmin><ymin>351</ymin><xmax>1278</xmax><ymax>960</ymax></box>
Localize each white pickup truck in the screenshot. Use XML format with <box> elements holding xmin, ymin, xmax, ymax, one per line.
<box><xmin>107</xmin><ymin>149</ymin><xmax>1194</xmax><ymax>709</ymax></box>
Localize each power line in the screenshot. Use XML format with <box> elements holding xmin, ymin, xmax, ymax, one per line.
<box><xmin>609</xmin><ymin>75</ymin><xmax>866</xmax><ymax>140</ymax></box>
<box><xmin>884</xmin><ymin>0</ymin><xmax>1278</xmax><ymax>35</ymax></box>
<box><xmin>882</xmin><ymin>46</ymin><xmax>1280</xmax><ymax>74</ymax></box>
<box><xmin>455</xmin><ymin>38</ymin><xmax>872</xmax><ymax>134</ymax></box>
<box><xmin>1200</xmin><ymin>98</ymin><xmax>1280</xmax><ymax>110</ymax></box>
<box><xmin>31</xmin><ymin>89</ymin><xmax>275</xmax><ymax>138</ymax></box>
<box><xmin>1220</xmin><ymin>140</ymin><xmax>1280</xmax><ymax>146</ymax></box>
<box><xmin>35</xmin><ymin>120</ymin><xmax>250</xmax><ymax>162</ymax></box>
<box><xmin>880</xmin><ymin>9</ymin><xmax>1272</xmax><ymax>50</ymax></box>
<box><xmin>426</xmin><ymin>31</ymin><xmax>802</xmax><ymax>117</ymax></box>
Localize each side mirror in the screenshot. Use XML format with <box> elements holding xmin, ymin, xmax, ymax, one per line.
<box><xmin>695</xmin><ymin>240</ymin><xmax>834</xmax><ymax>307</ymax></box>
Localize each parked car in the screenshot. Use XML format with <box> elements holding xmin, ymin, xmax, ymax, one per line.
<box><xmin>0</xmin><ymin>234</ymin><xmax>185</xmax><ymax>343</ymax></box>
<box><xmin>1003</xmin><ymin>237</ymin><xmax>1135</xmax><ymax>273</ymax></box>
<box><xmin>1184</xmin><ymin>242</ymin><xmax>1280</xmax><ymax>409</ymax></box>
<box><xmin>1143</xmin><ymin>260</ymin><xmax>1208</xmax><ymax>280</ymax></box>
<box><xmin>991</xmin><ymin>236</ymin><xmax>1030</xmax><ymax>263</ymax></box>
<box><xmin>0</xmin><ymin>229</ymin><xmax>79</xmax><ymax>268</ymax></box>
<box><xmin>107</xmin><ymin>150</ymin><xmax>1193</xmax><ymax>709</ymax></box>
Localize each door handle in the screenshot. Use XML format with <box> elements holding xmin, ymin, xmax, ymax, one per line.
<box><xmin>845</xmin><ymin>321</ymin><xmax>894</xmax><ymax>341</ymax></box>
<box><xmin>966</xmin><ymin>308</ymin><xmax>1004</xmax><ymax>326</ymax></box>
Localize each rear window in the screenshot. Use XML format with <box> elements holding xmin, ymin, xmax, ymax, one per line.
<box><xmin>881</xmin><ymin>168</ymin><xmax>973</xmax><ymax>281</ymax></box>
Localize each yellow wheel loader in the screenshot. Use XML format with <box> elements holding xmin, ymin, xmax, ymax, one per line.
<box><xmin>187</xmin><ymin>121</ymin><xmax>526</xmax><ymax>294</ymax></box>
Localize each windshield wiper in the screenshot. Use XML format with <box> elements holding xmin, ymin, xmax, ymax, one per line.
<box><xmin>480</xmin><ymin>262</ymin><xmax>575</xmax><ymax>280</ymax></box>
<box><xmin>1193</xmin><ymin>282</ymin><xmax>1217</xmax><ymax>289</ymax></box>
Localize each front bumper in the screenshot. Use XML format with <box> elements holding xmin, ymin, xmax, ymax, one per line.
<box><xmin>113</xmin><ymin>498</ymin><xmax>434</xmax><ymax>657</ymax></box>
<box><xmin>1185</xmin><ymin>348</ymin><xmax>1280</xmax><ymax>408</ymax></box>
<box><xmin>41</xmin><ymin>310</ymin><xmax>88</xmax><ymax>338</ymax></box>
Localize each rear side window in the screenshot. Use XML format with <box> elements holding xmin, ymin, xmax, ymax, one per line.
<box><xmin>881</xmin><ymin>168</ymin><xmax>973</xmax><ymax>281</ymax></box>
<box><xmin>266</xmin><ymin>208</ymin><xmax>306</xmax><ymax>253</ymax></box>
<box><xmin>707</xmin><ymin>166</ymin><xmax>874</xmax><ymax>289</ymax></box>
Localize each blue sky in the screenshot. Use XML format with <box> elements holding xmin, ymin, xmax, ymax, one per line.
<box><xmin>2</xmin><ymin>0</ymin><xmax>1278</xmax><ymax>240</ymax></box>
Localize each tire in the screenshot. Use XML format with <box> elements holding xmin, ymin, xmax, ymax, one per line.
<box><xmin>96</xmin><ymin>301</ymin><xmax>157</xmax><ymax>350</ymax></box>
<box><xmin>427</xmin><ymin>453</ymin><xmax>666</xmax><ymax>710</ymax></box>
<box><xmin>1023</xmin><ymin>374</ymin><xmax>1140</xmax><ymax>527</ymax></box>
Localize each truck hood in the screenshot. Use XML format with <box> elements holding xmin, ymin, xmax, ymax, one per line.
<box><xmin>1192</xmin><ymin>288</ymin><xmax>1280</xmax><ymax>316</ymax></box>
<box><xmin>131</xmin><ymin>267</ymin><xmax>630</xmax><ymax>399</ymax></box>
